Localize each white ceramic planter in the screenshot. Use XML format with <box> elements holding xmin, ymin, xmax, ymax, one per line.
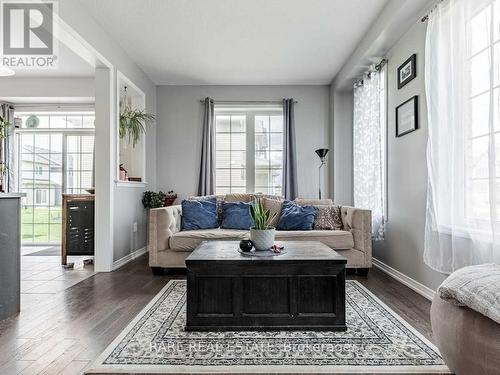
<box><xmin>250</xmin><ymin>228</ymin><xmax>276</xmax><ymax>251</ymax></box>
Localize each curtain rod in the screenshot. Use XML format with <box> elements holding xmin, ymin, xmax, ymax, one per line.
<box><xmin>353</xmin><ymin>58</ymin><xmax>388</xmax><ymax>87</ymax></box>
<box><xmin>199</xmin><ymin>99</ymin><xmax>298</xmax><ymax>104</ymax></box>
<box><xmin>421</xmin><ymin>0</ymin><xmax>444</xmax><ymax>22</ymax></box>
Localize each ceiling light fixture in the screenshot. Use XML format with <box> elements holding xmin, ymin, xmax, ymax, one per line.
<box><xmin>0</xmin><ymin>66</ymin><xmax>15</xmax><ymax>77</ymax></box>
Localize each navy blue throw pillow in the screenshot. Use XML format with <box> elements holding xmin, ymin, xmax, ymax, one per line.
<box><xmin>181</xmin><ymin>197</ymin><xmax>219</xmax><ymax>230</ymax></box>
<box><xmin>277</xmin><ymin>201</ymin><xmax>317</xmax><ymax>230</ymax></box>
<box><xmin>221</xmin><ymin>201</ymin><xmax>254</xmax><ymax>230</ymax></box>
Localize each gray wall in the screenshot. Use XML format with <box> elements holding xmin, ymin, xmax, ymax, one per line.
<box><xmin>156</xmin><ymin>85</ymin><xmax>330</xmax><ymax>200</ymax></box>
<box><xmin>330</xmin><ymin>89</ymin><xmax>354</xmax><ymax>206</ymax></box>
<box><xmin>373</xmin><ymin>20</ymin><xmax>446</xmax><ymax>289</ymax></box>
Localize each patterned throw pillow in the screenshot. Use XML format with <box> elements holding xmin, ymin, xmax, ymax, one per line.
<box><xmin>314</xmin><ymin>205</ymin><xmax>343</xmax><ymax>230</ymax></box>
<box><xmin>262</xmin><ymin>197</ymin><xmax>283</xmax><ymax>228</ymax></box>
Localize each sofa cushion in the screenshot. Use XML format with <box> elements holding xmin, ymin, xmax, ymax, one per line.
<box><xmin>314</xmin><ymin>205</ymin><xmax>343</xmax><ymax>230</ymax></box>
<box><xmin>277</xmin><ymin>201</ymin><xmax>317</xmax><ymax>230</ymax></box>
<box><xmin>181</xmin><ymin>198</ymin><xmax>219</xmax><ymax>230</ymax></box>
<box><xmin>170</xmin><ymin>229</ymin><xmax>249</xmax><ymax>252</ymax></box>
<box><xmin>275</xmin><ymin>230</ymin><xmax>354</xmax><ymax>250</ymax></box>
<box><xmin>221</xmin><ymin>201</ymin><xmax>254</xmax><ymax>230</ymax></box>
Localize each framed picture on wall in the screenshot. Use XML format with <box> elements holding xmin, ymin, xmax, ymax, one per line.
<box><xmin>396</xmin><ymin>96</ymin><xmax>419</xmax><ymax>137</ymax></box>
<box><xmin>397</xmin><ymin>54</ymin><xmax>416</xmax><ymax>89</ymax></box>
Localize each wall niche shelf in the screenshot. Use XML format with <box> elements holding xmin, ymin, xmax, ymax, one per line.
<box><xmin>117</xmin><ymin>71</ymin><xmax>147</xmax><ymax>186</ymax></box>
<box><xmin>114</xmin><ymin>180</ymin><xmax>148</xmax><ymax>188</ymax></box>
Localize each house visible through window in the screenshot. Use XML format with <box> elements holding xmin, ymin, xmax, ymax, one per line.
<box><xmin>35</xmin><ymin>189</ymin><xmax>48</xmax><ymax>205</ymax></box>
<box><xmin>215</xmin><ymin>106</ymin><xmax>283</xmax><ymax>195</ymax></box>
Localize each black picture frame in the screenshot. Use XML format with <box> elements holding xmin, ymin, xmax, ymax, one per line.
<box><xmin>396</xmin><ymin>96</ymin><xmax>419</xmax><ymax>137</ymax></box>
<box><xmin>397</xmin><ymin>54</ymin><xmax>416</xmax><ymax>89</ymax></box>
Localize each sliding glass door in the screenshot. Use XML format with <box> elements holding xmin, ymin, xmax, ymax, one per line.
<box><xmin>16</xmin><ymin>112</ymin><xmax>95</xmax><ymax>244</ymax></box>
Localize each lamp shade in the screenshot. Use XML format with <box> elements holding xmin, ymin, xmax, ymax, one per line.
<box><xmin>315</xmin><ymin>148</ymin><xmax>329</xmax><ymax>159</ymax></box>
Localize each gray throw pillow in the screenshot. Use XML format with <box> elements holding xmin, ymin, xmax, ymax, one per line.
<box><xmin>314</xmin><ymin>205</ymin><xmax>343</xmax><ymax>230</ymax></box>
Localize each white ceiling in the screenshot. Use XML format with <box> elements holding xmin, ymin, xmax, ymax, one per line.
<box><xmin>78</xmin><ymin>0</ymin><xmax>389</xmax><ymax>85</ymax></box>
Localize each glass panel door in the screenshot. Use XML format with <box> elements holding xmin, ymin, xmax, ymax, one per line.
<box><xmin>19</xmin><ymin>132</ymin><xmax>94</xmax><ymax>244</ymax></box>
<box><xmin>66</xmin><ymin>135</ymin><xmax>95</xmax><ymax>194</ymax></box>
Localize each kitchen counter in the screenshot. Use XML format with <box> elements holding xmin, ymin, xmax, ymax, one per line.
<box><xmin>0</xmin><ymin>193</ymin><xmax>25</xmax><ymax>198</ymax></box>
<box><xmin>0</xmin><ymin>194</ymin><xmax>21</xmax><ymax>320</ymax></box>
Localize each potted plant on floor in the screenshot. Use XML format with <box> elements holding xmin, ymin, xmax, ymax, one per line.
<box><xmin>249</xmin><ymin>199</ymin><xmax>278</xmax><ymax>251</ymax></box>
<box><xmin>142</xmin><ymin>191</ymin><xmax>167</xmax><ymax>210</ymax></box>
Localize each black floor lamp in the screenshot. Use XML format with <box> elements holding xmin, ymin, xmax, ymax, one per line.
<box><xmin>315</xmin><ymin>148</ymin><xmax>329</xmax><ymax>199</ymax></box>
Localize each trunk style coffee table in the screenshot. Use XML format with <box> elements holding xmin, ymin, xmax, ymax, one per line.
<box><xmin>185</xmin><ymin>240</ymin><xmax>347</xmax><ymax>331</ymax></box>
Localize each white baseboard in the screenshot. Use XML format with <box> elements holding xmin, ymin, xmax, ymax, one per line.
<box><xmin>372</xmin><ymin>258</ymin><xmax>435</xmax><ymax>301</ymax></box>
<box><xmin>113</xmin><ymin>246</ymin><xmax>148</xmax><ymax>271</ymax></box>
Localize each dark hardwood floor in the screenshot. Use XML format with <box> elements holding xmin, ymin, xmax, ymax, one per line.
<box><xmin>0</xmin><ymin>255</ymin><xmax>434</xmax><ymax>375</ymax></box>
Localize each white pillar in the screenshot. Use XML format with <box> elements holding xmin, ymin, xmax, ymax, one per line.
<box><xmin>94</xmin><ymin>67</ymin><xmax>115</xmax><ymax>272</ymax></box>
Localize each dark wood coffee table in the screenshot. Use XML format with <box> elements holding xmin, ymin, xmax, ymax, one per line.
<box><xmin>185</xmin><ymin>240</ymin><xmax>347</xmax><ymax>331</ymax></box>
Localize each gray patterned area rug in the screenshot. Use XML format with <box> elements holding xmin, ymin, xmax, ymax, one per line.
<box><xmin>87</xmin><ymin>280</ymin><xmax>450</xmax><ymax>374</ymax></box>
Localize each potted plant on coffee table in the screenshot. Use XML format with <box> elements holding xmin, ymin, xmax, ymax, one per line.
<box><xmin>249</xmin><ymin>199</ymin><xmax>278</xmax><ymax>251</ymax></box>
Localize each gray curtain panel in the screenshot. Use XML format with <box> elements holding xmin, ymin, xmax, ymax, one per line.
<box><xmin>197</xmin><ymin>97</ymin><xmax>215</xmax><ymax>196</ymax></box>
<box><xmin>282</xmin><ymin>98</ymin><xmax>298</xmax><ymax>200</ymax></box>
<box><xmin>0</xmin><ymin>103</ymin><xmax>15</xmax><ymax>192</ymax></box>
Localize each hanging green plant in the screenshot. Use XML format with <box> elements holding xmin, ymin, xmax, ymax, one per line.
<box><xmin>119</xmin><ymin>107</ymin><xmax>155</xmax><ymax>148</ymax></box>
<box><xmin>119</xmin><ymin>86</ymin><xmax>155</xmax><ymax>147</ymax></box>
<box><xmin>0</xmin><ymin>115</ymin><xmax>10</xmax><ymax>140</ymax></box>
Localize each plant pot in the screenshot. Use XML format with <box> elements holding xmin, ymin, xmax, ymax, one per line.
<box><xmin>250</xmin><ymin>227</ymin><xmax>276</xmax><ymax>251</ymax></box>
<box><xmin>164</xmin><ymin>196</ymin><xmax>177</xmax><ymax>207</ymax></box>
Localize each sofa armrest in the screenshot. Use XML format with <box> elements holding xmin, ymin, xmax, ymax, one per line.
<box><xmin>341</xmin><ymin>206</ymin><xmax>372</xmax><ymax>266</ymax></box>
<box><xmin>149</xmin><ymin>205</ymin><xmax>181</xmax><ymax>264</ymax></box>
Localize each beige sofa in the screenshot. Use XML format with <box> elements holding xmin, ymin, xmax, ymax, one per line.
<box><xmin>148</xmin><ymin>194</ymin><xmax>372</xmax><ymax>275</ymax></box>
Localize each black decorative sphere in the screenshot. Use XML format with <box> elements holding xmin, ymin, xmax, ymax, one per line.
<box><xmin>239</xmin><ymin>240</ymin><xmax>253</xmax><ymax>252</ymax></box>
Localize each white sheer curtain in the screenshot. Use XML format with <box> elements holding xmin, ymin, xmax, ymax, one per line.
<box><xmin>424</xmin><ymin>0</ymin><xmax>500</xmax><ymax>273</ymax></box>
<box><xmin>353</xmin><ymin>67</ymin><xmax>385</xmax><ymax>240</ymax></box>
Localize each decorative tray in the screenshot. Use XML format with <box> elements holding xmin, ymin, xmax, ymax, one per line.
<box><xmin>237</xmin><ymin>248</ymin><xmax>288</xmax><ymax>257</ymax></box>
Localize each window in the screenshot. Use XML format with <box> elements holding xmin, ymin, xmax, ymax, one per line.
<box><xmin>18</xmin><ymin>113</ymin><xmax>95</xmax><ymax>129</ymax></box>
<box><xmin>466</xmin><ymin>2</ymin><xmax>500</xmax><ymax>221</ymax></box>
<box><xmin>353</xmin><ymin>62</ymin><xmax>386</xmax><ymax>240</ymax></box>
<box><xmin>215</xmin><ymin>106</ymin><xmax>283</xmax><ymax>195</ymax></box>
<box><xmin>16</xmin><ymin>111</ymin><xmax>95</xmax><ymax>244</ymax></box>
<box><xmin>423</xmin><ymin>0</ymin><xmax>500</xmax><ymax>272</ymax></box>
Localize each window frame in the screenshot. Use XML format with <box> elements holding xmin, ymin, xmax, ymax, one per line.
<box><xmin>214</xmin><ymin>106</ymin><xmax>284</xmax><ymax>195</ymax></box>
